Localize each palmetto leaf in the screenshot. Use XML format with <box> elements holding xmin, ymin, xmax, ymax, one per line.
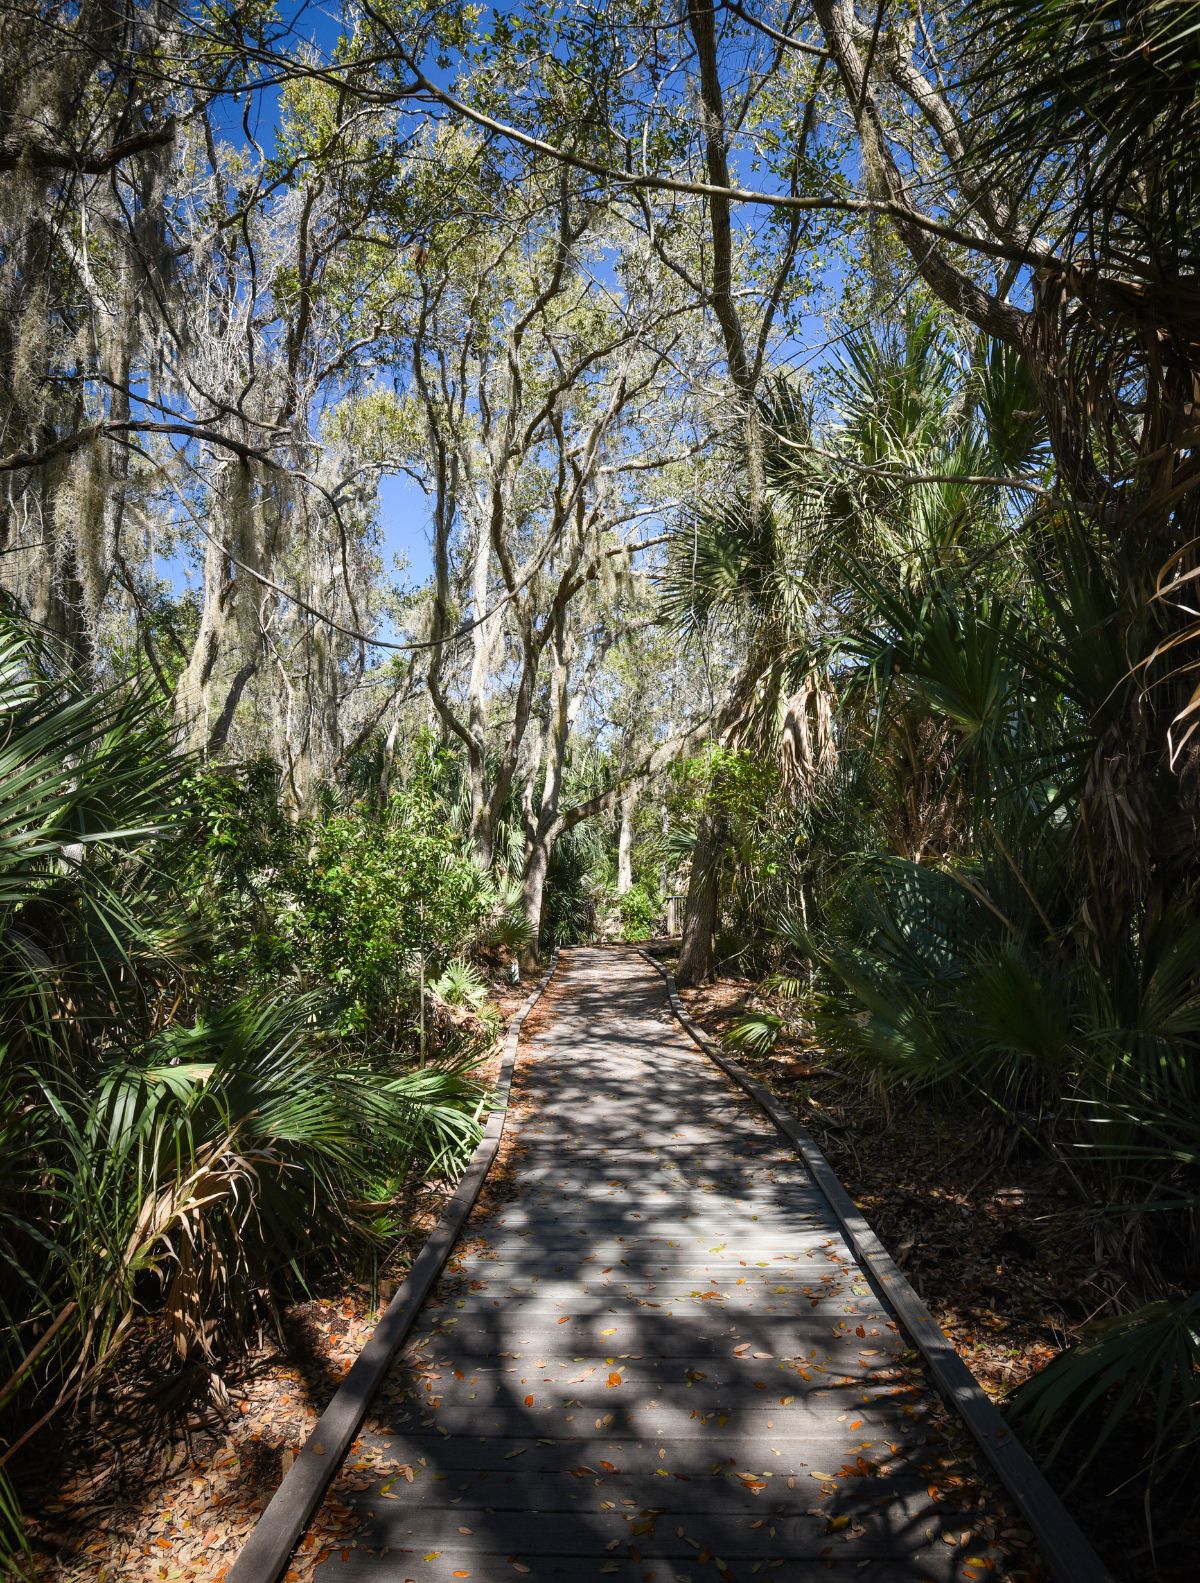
<box><xmin>962</xmin><ymin>0</ymin><xmax>1200</xmax><ymax>275</ymax></box>
<box><xmin>0</xmin><ymin>613</ymin><xmax>486</xmax><ymax>1561</ymax></box>
<box><xmin>724</xmin><ymin>1012</ymin><xmax>784</xmax><ymax>1056</ymax></box>
<box><xmin>1010</xmin><ymin>1291</ymin><xmax>1200</xmax><ymax>1483</ymax></box>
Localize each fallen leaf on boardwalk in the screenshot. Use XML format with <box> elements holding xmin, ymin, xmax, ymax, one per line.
<box><xmin>607</xmin><ymin>1372</ymin><xmax>622</xmax><ymax>1387</ymax></box>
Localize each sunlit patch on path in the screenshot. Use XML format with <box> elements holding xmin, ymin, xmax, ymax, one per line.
<box><xmin>311</xmin><ymin>948</ymin><xmax>1031</xmax><ymax>1582</ymax></box>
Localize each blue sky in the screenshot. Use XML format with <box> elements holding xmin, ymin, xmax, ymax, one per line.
<box><xmin>379</xmin><ymin>473</ymin><xmax>434</xmax><ymax>585</ymax></box>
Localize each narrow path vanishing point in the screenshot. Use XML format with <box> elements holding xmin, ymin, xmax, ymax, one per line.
<box><xmin>306</xmin><ymin>947</ymin><xmax>1044</xmax><ymax>1582</ymax></box>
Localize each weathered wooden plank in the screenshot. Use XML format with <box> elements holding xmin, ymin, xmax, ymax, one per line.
<box><xmin>475</xmin><ymin>1187</ymin><xmax>823</xmax><ymax>1206</ymax></box>
<box><xmin>424</xmin><ymin>1298</ymin><xmax>886</xmax><ymax>1323</ymax></box>
<box><xmin>382</xmin><ymin>1356</ymin><xmax>904</xmax><ymax>1390</ymax></box>
<box><xmin>347</xmin><ymin>1429</ymin><xmax>939</xmax><ymax>1474</ymax></box>
<box><xmin>402</xmin><ymin>1321</ymin><xmax>891</xmax><ymax>1357</ymax></box>
<box><xmin>332</xmin><ymin>1467</ymin><xmax>940</xmax><ymax>1515</ymax></box>
<box><xmin>318</xmin><ymin>1547</ymin><xmax>978</xmax><ymax>1582</ymax></box>
<box><xmin>476</xmin><ymin>1202</ymin><xmax>827</xmax><ymax>1221</ymax></box>
<box><xmin>487</xmin><ymin>1175</ymin><xmax>807</xmax><ymax>1194</ymax></box>
<box><xmin>639</xmin><ymin>948</ymin><xmax>1114</xmax><ymax>1583</ymax></box>
<box><xmin>443</xmin><ymin>1253</ymin><xmax>867</xmax><ymax>1279</ymax></box>
<box><xmin>238</xmin><ymin>947</ymin><xmax>1107</xmax><ymax>1583</ymax></box>
<box><xmin>343</xmin><ymin>1503</ymin><xmax>999</xmax><ymax>1558</ymax></box>
<box><xmin>452</xmin><ymin>1222</ymin><xmax>839</xmax><ymax>1241</ymax></box>
<box><xmin>377</xmin><ymin>1393</ymin><xmax>916</xmax><ymax>1428</ymax></box>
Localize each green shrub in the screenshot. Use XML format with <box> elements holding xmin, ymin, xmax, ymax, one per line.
<box><xmin>300</xmin><ymin>793</ymin><xmax>491</xmax><ymax>1038</ymax></box>
<box><xmin>0</xmin><ymin>618</ymin><xmax>488</xmax><ymax>1565</ymax></box>
<box><xmin>178</xmin><ymin>763</ymin><xmax>492</xmax><ymax>1042</ymax></box>
<box><xmin>618</xmin><ymin>881</ymin><xmax>662</xmax><ymax>942</ymax></box>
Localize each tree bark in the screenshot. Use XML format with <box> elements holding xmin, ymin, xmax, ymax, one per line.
<box><xmin>520</xmin><ymin>835</ymin><xmax>552</xmax><ymax>973</ymax></box>
<box><xmin>673</xmin><ymin>2</ymin><xmax>753</xmax><ymax>984</ymax></box>
<box><xmin>517</xmin><ymin>616</ymin><xmax>573</xmax><ymax>968</ymax></box>
<box><xmin>616</xmin><ymin>787</ymin><xmax>637</xmax><ymax>894</ymax></box>
<box><xmin>676</xmin><ymin>807</ymin><xmax>725</xmax><ymax>986</ymax></box>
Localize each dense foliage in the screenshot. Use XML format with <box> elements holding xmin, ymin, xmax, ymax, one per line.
<box><xmin>2</xmin><ymin>0</ymin><xmax>1198</xmax><ymax>1574</ymax></box>
<box><xmin>0</xmin><ymin>618</ymin><xmax>495</xmax><ymax>1561</ymax></box>
<box><xmin>678</xmin><ymin>311</ymin><xmax>1200</xmax><ymax>1542</ymax></box>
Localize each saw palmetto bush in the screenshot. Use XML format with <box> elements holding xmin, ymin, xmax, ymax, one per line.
<box><xmin>0</xmin><ymin>616</ymin><xmax>484</xmax><ymax>1564</ymax></box>
<box><xmin>701</xmin><ymin>311</ymin><xmax>1200</xmax><ymax>1535</ymax></box>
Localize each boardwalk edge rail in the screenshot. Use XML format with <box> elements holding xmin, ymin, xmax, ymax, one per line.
<box><xmin>639</xmin><ymin>947</ymin><xmax>1114</xmax><ymax>1583</ymax></box>
<box><xmin>227</xmin><ymin>950</ymin><xmax>560</xmax><ymax>1583</ymax></box>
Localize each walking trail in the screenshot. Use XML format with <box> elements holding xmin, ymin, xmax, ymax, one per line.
<box><xmin>308</xmin><ymin>947</ymin><xmax>1037</xmax><ymax>1582</ymax></box>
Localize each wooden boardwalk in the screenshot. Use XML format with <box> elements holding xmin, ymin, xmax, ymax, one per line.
<box><xmin>310</xmin><ymin>948</ymin><xmax>1025</xmax><ymax>1582</ymax></box>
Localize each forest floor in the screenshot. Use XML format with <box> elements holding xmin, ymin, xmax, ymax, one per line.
<box><xmin>675</xmin><ymin>966</ymin><xmax>1191</xmax><ymax>1583</ymax></box>
<box><xmin>19</xmin><ymin>982</ymin><xmax>532</xmax><ymax>1583</ymax></box>
<box><xmin>22</xmin><ymin>954</ymin><xmax>1189</xmax><ymax>1582</ymax></box>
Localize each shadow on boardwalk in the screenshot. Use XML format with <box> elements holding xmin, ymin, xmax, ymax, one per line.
<box><xmin>311</xmin><ymin>947</ymin><xmax>1037</xmax><ymax>1583</ymax></box>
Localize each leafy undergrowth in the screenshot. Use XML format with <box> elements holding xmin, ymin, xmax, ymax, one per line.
<box><xmin>19</xmin><ymin>984</ymin><xmax>531</xmax><ymax>1583</ymax></box>
<box><xmin>678</xmin><ymin>972</ymin><xmax>1194</xmax><ymax>1583</ymax></box>
<box><xmin>22</xmin><ymin>1256</ymin><xmax>431</xmax><ymax>1582</ymax></box>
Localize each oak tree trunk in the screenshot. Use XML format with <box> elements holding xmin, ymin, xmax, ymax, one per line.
<box><xmin>677</xmin><ymin>807</ymin><xmax>725</xmax><ymax>986</ymax></box>
<box><xmin>616</xmin><ymin>788</ymin><xmax>637</xmax><ymax>895</ymax></box>
<box><xmin>520</xmin><ymin>837</ymin><xmax>552</xmax><ymax>973</ymax></box>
